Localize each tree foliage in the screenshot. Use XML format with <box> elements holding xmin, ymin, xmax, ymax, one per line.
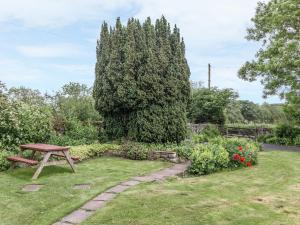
<box><xmin>0</xmin><ymin>83</ymin><xmax>52</xmax><ymax>151</ymax></box>
<box><xmin>238</xmin><ymin>0</ymin><xmax>300</xmax><ymax>98</ymax></box>
<box><xmin>188</xmin><ymin>87</ymin><xmax>237</xmax><ymax>125</ymax></box>
<box><xmin>52</xmin><ymin>82</ymin><xmax>100</xmax><ymax>123</ymax></box>
<box><xmin>94</xmin><ymin>17</ymin><xmax>190</xmax><ymax>143</ymax></box>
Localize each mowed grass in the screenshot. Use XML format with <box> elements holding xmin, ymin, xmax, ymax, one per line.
<box><xmin>0</xmin><ymin>157</ymin><xmax>170</xmax><ymax>225</ymax></box>
<box><xmin>83</xmin><ymin>151</ymin><xmax>300</xmax><ymax>225</ymax></box>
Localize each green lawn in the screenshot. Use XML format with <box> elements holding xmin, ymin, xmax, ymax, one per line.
<box><xmin>83</xmin><ymin>151</ymin><xmax>300</xmax><ymax>225</ymax></box>
<box><xmin>0</xmin><ymin>157</ymin><xmax>170</xmax><ymax>225</ymax></box>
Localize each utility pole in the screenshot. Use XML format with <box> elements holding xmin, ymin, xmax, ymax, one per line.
<box><xmin>208</xmin><ymin>63</ymin><xmax>211</xmax><ymax>90</ymax></box>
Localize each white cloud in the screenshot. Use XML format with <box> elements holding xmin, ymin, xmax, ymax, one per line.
<box><xmin>132</xmin><ymin>0</ymin><xmax>260</xmax><ymax>48</ymax></box>
<box><xmin>0</xmin><ymin>0</ymin><xmax>135</xmax><ymax>27</ymax></box>
<box><xmin>16</xmin><ymin>44</ymin><xmax>81</xmax><ymax>58</ymax></box>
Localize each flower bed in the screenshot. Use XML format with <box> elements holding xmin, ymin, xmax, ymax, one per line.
<box><xmin>188</xmin><ymin>137</ymin><xmax>260</xmax><ymax>175</ymax></box>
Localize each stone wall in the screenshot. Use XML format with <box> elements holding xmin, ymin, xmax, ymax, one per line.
<box><xmin>148</xmin><ymin>151</ymin><xmax>179</xmax><ymax>163</ymax></box>
<box><xmin>102</xmin><ymin>150</ymin><xmax>180</xmax><ymax>163</ymax></box>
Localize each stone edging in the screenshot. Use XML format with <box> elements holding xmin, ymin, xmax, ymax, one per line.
<box><xmin>53</xmin><ymin>161</ymin><xmax>190</xmax><ymax>225</ymax></box>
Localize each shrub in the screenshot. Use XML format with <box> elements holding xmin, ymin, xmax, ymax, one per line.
<box><xmin>49</xmin><ymin>119</ymin><xmax>99</xmax><ymax>146</ymax></box>
<box><xmin>192</xmin><ymin>124</ymin><xmax>221</xmax><ymax>143</ymax></box>
<box><xmin>188</xmin><ymin>144</ymin><xmax>229</xmax><ymax>175</ymax></box>
<box><xmin>294</xmin><ymin>135</ymin><xmax>300</xmax><ymax>146</ymax></box>
<box><xmin>0</xmin><ymin>149</ymin><xmax>11</xmax><ymax>171</ymax></box>
<box><xmin>211</xmin><ymin>137</ymin><xmax>259</xmax><ymax>168</ymax></box>
<box><xmin>189</xmin><ymin>137</ymin><xmax>259</xmax><ymax>175</ymax></box>
<box><xmin>64</xmin><ymin>119</ymin><xmax>98</xmax><ymax>143</ymax></box>
<box><xmin>0</xmin><ymin>99</ymin><xmax>53</xmax><ymax>152</ymax></box>
<box><xmin>172</xmin><ymin>140</ymin><xmax>194</xmax><ymax>159</ymax></box>
<box><xmin>275</xmin><ymin>124</ymin><xmax>300</xmax><ymax>139</ymax></box>
<box><xmin>121</xmin><ymin>142</ymin><xmax>150</xmax><ymax>160</ymax></box>
<box><xmin>70</xmin><ymin>143</ymin><xmax>121</xmax><ymax>160</ymax></box>
<box><xmin>258</xmin><ymin>124</ymin><xmax>300</xmax><ymax>146</ymax></box>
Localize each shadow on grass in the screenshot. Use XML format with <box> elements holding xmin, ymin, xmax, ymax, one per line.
<box><xmin>7</xmin><ymin>166</ymin><xmax>73</xmax><ymax>181</ymax></box>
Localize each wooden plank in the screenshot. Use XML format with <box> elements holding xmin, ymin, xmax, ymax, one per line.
<box><xmin>7</xmin><ymin>156</ymin><xmax>38</xmax><ymax>165</ymax></box>
<box><xmin>63</xmin><ymin>150</ymin><xmax>75</xmax><ymax>173</ymax></box>
<box><xmin>20</xmin><ymin>144</ymin><xmax>69</xmax><ymax>152</ymax></box>
<box><xmin>32</xmin><ymin>152</ymin><xmax>52</xmax><ymax>180</ymax></box>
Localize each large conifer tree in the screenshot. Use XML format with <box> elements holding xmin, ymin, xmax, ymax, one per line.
<box><xmin>94</xmin><ymin>16</ymin><xmax>190</xmax><ymax>143</ymax></box>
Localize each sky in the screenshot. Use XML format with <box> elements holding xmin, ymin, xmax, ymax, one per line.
<box><xmin>0</xmin><ymin>0</ymin><xmax>282</xmax><ymax>103</ymax></box>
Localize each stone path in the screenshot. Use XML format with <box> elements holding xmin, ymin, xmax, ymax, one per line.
<box><xmin>53</xmin><ymin>161</ymin><xmax>190</xmax><ymax>225</ymax></box>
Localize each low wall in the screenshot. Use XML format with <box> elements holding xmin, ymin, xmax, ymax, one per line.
<box><xmin>103</xmin><ymin>150</ymin><xmax>180</xmax><ymax>163</ymax></box>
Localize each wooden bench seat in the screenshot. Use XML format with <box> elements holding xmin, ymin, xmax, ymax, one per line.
<box><xmin>51</xmin><ymin>154</ymin><xmax>80</xmax><ymax>161</ymax></box>
<box><xmin>7</xmin><ymin>156</ymin><xmax>38</xmax><ymax>165</ymax></box>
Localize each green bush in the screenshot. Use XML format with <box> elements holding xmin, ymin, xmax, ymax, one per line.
<box><xmin>121</xmin><ymin>142</ymin><xmax>150</xmax><ymax>160</ymax></box>
<box><xmin>294</xmin><ymin>135</ymin><xmax>300</xmax><ymax>146</ymax></box>
<box><xmin>210</xmin><ymin>137</ymin><xmax>259</xmax><ymax>168</ymax></box>
<box><xmin>70</xmin><ymin>143</ymin><xmax>121</xmax><ymax>160</ymax></box>
<box><xmin>172</xmin><ymin>140</ymin><xmax>194</xmax><ymax>159</ymax></box>
<box><xmin>189</xmin><ymin>137</ymin><xmax>259</xmax><ymax>175</ymax></box>
<box><xmin>192</xmin><ymin>124</ymin><xmax>221</xmax><ymax>143</ymax></box>
<box><xmin>49</xmin><ymin>119</ymin><xmax>98</xmax><ymax>146</ymax></box>
<box><xmin>258</xmin><ymin>124</ymin><xmax>300</xmax><ymax>146</ymax></box>
<box><xmin>188</xmin><ymin>144</ymin><xmax>229</xmax><ymax>175</ymax></box>
<box><xmin>0</xmin><ymin>99</ymin><xmax>53</xmax><ymax>152</ymax></box>
<box><xmin>0</xmin><ymin>150</ymin><xmax>11</xmax><ymax>171</ymax></box>
<box><xmin>275</xmin><ymin>124</ymin><xmax>300</xmax><ymax>139</ymax></box>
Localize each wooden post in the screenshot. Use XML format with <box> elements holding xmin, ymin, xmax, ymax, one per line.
<box><xmin>208</xmin><ymin>63</ymin><xmax>211</xmax><ymax>90</ymax></box>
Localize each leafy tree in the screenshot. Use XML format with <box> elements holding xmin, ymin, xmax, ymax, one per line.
<box><xmin>239</xmin><ymin>100</ymin><xmax>262</xmax><ymax>122</ymax></box>
<box><xmin>188</xmin><ymin>88</ymin><xmax>237</xmax><ymax>125</ymax></box>
<box><xmin>238</xmin><ymin>0</ymin><xmax>300</xmax><ymax>98</ymax></box>
<box><xmin>0</xmin><ymin>81</ymin><xmax>7</xmax><ymax>97</ymax></box>
<box><xmin>224</xmin><ymin>101</ymin><xmax>244</xmax><ymax>124</ymax></box>
<box><xmin>94</xmin><ymin>17</ymin><xmax>190</xmax><ymax>143</ymax></box>
<box><xmin>54</xmin><ymin>82</ymin><xmax>100</xmax><ymax>122</ymax></box>
<box><xmin>8</xmin><ymin>86</ymin><xmax>45</xmax><ymax>105</ymax></box>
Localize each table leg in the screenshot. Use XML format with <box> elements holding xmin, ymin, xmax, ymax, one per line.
<box><xmin>63</xmin><ymin>150</ymin><xmax>75</xmax><ymax>173</ymax></box>
<box><xmin>32</xmin><ymin>152</ymin><xmax>52</xmax><ymax>180</ymax></box>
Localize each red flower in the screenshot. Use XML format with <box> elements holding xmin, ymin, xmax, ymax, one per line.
<box><xmin>240</xmin><ymin>157</ymin><xmax>246</xmax><ymax>163</ymax></box>
<box><xmin>247</xmin><ymin>161</ymin><xmax>252</xmax><ymax>167</ymax></box>
<box><xmin>233</xmin><ymin>154</ymin><xmax>240</xmax><ymax>161</ymax></box>
<box><xmin>238</xmin><ymin>146</ymin><xmax>243</xmax><ymax>151</ymax></box>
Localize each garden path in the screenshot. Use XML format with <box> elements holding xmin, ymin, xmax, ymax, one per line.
<box><xmin>53</xmin><ymin>161</ymin><xmax>190</xmax><ymax>225</ymax></box>
<box><xmin>262</xmin><ymin>143</ymin><xmax>300</xmax><ymax>152</ymax></box>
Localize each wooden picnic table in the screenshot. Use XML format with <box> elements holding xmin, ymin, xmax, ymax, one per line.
<box><xmin>8</xmin><ymin>143</ymin><xmax>76</xmax><ymax>179</ymax></box>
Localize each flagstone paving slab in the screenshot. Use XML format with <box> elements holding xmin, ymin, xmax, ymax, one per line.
<box><xmin>61</xmin><ymin>209</ymin><xmax>93</xmax><ymax>224</ymax></box>
<box><xmin>94</xmin><ymin>192</ymin><xmax>116</xmax><ymax>201</ymax></box>
<box><xmin>121</xmin><ymin>180</ymin><xmax>140</xmax><ymax>186</ymax></box>
<box><xmin>73</xmin><ymin>184</ymin><xmax>91</xmax><ymax>190</ymax></box>
<box><xmin>22</xmin><ymin>184</ymin><xmax>44</xmax><ymax>192</ymax></box>
<box><xmin>81</xmin><ymin>200</ymin><xmax>106</xmax><ymax>211</ymax></box>
<box><xmin>106</xmin><ymin>184</ymin><xmax>130</xmax><ymax>193</ymax></box>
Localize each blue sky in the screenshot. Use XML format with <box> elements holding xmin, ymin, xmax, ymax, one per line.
<box><xmin>0</xmin><ymin>0</ymin><xmax>281</xmax><ymax>103</ymax></box>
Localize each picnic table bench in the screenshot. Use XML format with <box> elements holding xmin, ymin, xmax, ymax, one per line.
<box><xmin>7</xmin><ymin>143</ymin><xmax>79</xmax><ymax>179</ymax></box>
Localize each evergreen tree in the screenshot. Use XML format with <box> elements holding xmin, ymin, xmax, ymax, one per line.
<box><xmin>94</xmin><ymin>17</ymin><xmax>190</xmax><ymax>143</ymax></box>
